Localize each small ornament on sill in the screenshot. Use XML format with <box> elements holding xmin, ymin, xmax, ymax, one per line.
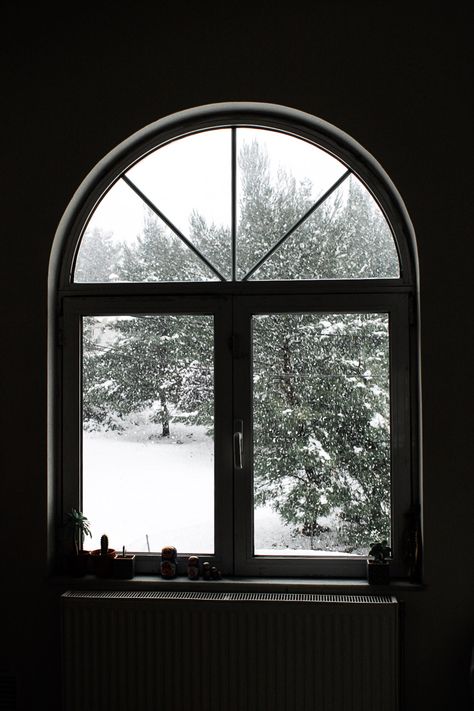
<box><xmin>210</xmin><ymin>566</ymin><xmax>222</xmax><ymax>580</ymax></box>
<box><xmin>160</xmin><ymin>545</ymin><xmax>177</xmax><ymax>579</ymax></box>
<box><xmin>187</xmin><ymin>555</ymin><xmax>200</xmax><ymax>580</ymax></box>
<box><xmin>201</xmin><ymin>561</ymin><xmax>221</xmax><ymax>580</ymax></box>
<box><xmin>367</xmin><ymin>539</ymin><xmax>391</xmax><ymax>585</ymax></box>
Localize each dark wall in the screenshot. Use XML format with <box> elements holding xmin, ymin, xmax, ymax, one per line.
<box><xmin>2</xmin><ymin>5</ymin><xmax>472</xmax><ymax>710</ymax></box>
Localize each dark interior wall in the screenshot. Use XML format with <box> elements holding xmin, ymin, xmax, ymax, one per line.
<box><xmin>1</xmin><ymin>4</ymin><xmax>472</xmax><ymax>710</ymax></box>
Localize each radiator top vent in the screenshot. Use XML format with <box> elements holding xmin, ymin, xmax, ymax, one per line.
<box><xmin>62</xmin><ymin>590</ymin><xmax>396</xmax><ymax>604</ymax></box>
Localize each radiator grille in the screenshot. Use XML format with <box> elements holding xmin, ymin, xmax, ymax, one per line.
<box><xmin>62</xmin><ymin>589</ymin><xmax>395</xmax><ymax>604</ymax></box>
<box><xmin>62</xmin><ymin>590</ymin><xmax>399</xmax><ymax>711</ymax></box>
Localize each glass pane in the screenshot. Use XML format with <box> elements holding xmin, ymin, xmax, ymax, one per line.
<box><xmin>82</xmin><ymin>314</ymin><xmax>215</xmax><ymax>553</ymax></box>
<box><xmin>253</xmin><ymin>312</ymin><xmax>391</xmax><ymax>556</ymax></box>
<box><xmin>75</xmin><ymin>180</ymin><xmax>145</xmax><ymax>283</ymax></box>
<box><xmin>126</xmin><ymin>129</ymin><xmax>232</xmax><ymax>279</ymax></box>
<box><xmin>237</xmin><ymin>128</ymin><xmax>347</xmax><ymax>279</ymax></box>
<box><xmin>74</xmin><ymin>180</ymin><xmax>219</xmax><ymax>283</ymax></box>
<box><xmin>250</xmin><ymin>174</ymin><xmax>399</xmax><ymax>280</ymax></box>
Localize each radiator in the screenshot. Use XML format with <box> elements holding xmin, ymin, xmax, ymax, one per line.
<box><xmin>61</xmin><ymin>590</ymin><xmax>399</xmax><ymax>711</ymax></box>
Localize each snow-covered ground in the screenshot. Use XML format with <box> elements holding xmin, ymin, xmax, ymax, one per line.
<box><xmin>83</xmin><ymin>421</ymin><xmax>358</xmax><ymax>557</ymax></box>
<box><xmin>83</xmin><ymin>423</ymin><xmax>214</xmax><ymax>553</ymax></box>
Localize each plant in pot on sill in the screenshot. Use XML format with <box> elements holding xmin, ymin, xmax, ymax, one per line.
<box><xmin>367</xmin><ymin>540</ymin><xmax>392</xmax><ymax>584</ymax></box>
<box><xmin>113</xmin><ymin>546</ymin><xmax>136</xmax><ymax>579</ymax></box>
<box><xmin>91</xmin><ymin>534</ymin><xmax>116</xmax><ymax>578</ymax></box>
<box><xmin>64</xmin><ymin>508</ymin><xmax>92</xmax><ymax>577</ymax></box>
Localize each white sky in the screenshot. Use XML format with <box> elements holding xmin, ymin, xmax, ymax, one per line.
<box><xmin>84</xmin><ymin>128</ymin><xmax>347</xmax><ymax>245</ymax></box>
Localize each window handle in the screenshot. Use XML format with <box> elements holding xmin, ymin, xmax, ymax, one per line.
<box><xmin>234</xmin><ymin>421</ymin><xmax>243</xmax><ymax>469</ymax></box>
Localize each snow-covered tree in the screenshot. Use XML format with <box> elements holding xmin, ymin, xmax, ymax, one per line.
<box><xmin>237</xmin><ymin>140</ymin><xmax>314</xmax><ymax>278</ymax></box>
<box><xmin>119</xmin><ymin>210</ymin><xmax>215</xmax><ymax>283</ymax></box>
<box><xmin>253</xmin><ymin>313</ymin><xmax>390</xmax><ymax>551</ymax></box>
<box><xmin>82</xmin><ymin>213</ymin><xmax>215</xmax><ymax>436</ymax></box>
<box><xmin>83</xmin><ymin>313</ymin><xmax>213</xmax><ymax>437</ymax></box>
<box><xmin>74</xmin><ymin>227</ymin><xmax>122</xmax><ymax>282</ymax></box>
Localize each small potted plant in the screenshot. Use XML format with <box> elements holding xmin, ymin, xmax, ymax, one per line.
<box><xmin>113</xmin><ymin>546</ymin><xmax>136</xmax><ymax>579</ymax></box>
<box><xmin>91</xmin><ymin>534</ymin><xmax>116</xmax><ymax>577</ymax></box>
<box><xmin>367</xmin><ymin>539</ymin><xmax>391</xmax><ymax>584</ymax></box>
<box><xmin>64</xmin><ymin>508</ymin><xmax>92</xmax><ymax>576</ymax></box>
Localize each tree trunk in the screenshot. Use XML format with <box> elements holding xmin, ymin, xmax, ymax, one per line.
<box><xmin>159</xmin><ymin>390</ymin><xmax>170</xmax><ymax>437</ymax></box>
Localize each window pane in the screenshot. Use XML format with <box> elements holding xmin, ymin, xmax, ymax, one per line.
<box><xmin>126</xmin><ymin>129</ymin><xmax>232</xmax><ymax>279</ymax></box>
<box><xmin>237</xmin><ymin>128</ymin><xmax>348</xmax><ymax>280</ymax></box>
<box><xmin>253</xmin><ymin>312</ymin><xmax>391</xmax><ymax>556</ymax></box>
<box><xmin>250</xmin><ymin>174</ymin><xmax>400</xmax><ymax>280</ymax></box>
<box><xmin>74</xmin><ymin>180</ymin><xmax>219</xmax><ymax>283</ymax></box>
<box><xmin>82</xmin><ymin>314</ymin><xmax>215</xmax><ymax>553</ymax></box>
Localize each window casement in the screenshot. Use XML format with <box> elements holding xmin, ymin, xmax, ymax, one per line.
<box><xmin>51</xmin><ymin>103</ymin><xmax>420</xmax><ymax>579</ymax></box>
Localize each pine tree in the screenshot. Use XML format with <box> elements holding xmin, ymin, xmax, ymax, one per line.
<box><xmin>83</xmin><ymin>312</ymin><xmax>213</xmax><ymax>437</ymax></box>
<box><xmin>82</xmin><ymin>212</ymin><xmax>215</xmax><ymax>437</ymax></box>
<box><xmin>237</xmin><ymin>140</ymin><xmax>314</xmax><ymax>279</ymax></box>
<box><xmin>74</xmin><ymin>227</ymin><xmax>122</xmax><ymax>282</ymax></box>
<box><xmin>253</xmin><ymin>312</ymin><xmax>390</xmax><ymax>551</ymax></box>
<box><xmin>119</xmin><ymin>210</ymin><xmax>215</xmax><ymax>283</ymax></box>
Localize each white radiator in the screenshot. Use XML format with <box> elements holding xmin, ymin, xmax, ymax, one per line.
<box><xmin>61</xmin><ymin>590</ymin><xmax>399</xmax><ymax>711</ymax></box>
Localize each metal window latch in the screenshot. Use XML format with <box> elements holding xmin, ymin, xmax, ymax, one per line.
<box><xmin>234</xmin><ymin>420</ymin><xmax>243</xmax><ymax>469</ymax></box>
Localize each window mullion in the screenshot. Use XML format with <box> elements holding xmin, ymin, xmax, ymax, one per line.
<box><xmin>231</xmin><ymin>127</ymin><xmax>237</xmax><ymax>282</ymax></box>
<box><xmin>232</xmin><ymin>299</ymin><xmax>254</xmax><ymax>574</ymax></box>
<box><xmin>213</xmin><ymin>297</ymin><xmax>235</xmax><ymax>574</ymax></box>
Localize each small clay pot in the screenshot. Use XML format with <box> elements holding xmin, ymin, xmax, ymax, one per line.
<box><xmin>91</xmin><ymin>548</ymin><xmax>116</xmax><ymax>577</ymax></box>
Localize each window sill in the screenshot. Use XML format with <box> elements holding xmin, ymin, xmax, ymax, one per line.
<box><xmin>49</xmin><ymin>573</ymin><xmax>424</xmax><ymax>593</ymax></box>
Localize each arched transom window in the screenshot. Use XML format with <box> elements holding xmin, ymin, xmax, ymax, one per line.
<box><xmin>74</xmin><ymin>127</ymin><xmax>400</xmax><ymax>284</ymax></box>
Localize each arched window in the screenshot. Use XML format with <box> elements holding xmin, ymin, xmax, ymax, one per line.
<box><xmin>51</xmin><ymin>103</ymin><xmax>419</xmax><ymax>578</ymax></box>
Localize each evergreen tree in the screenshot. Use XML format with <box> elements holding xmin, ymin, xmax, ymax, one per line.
<box><xmin>253</xmin><ymin>312</ymin><xmax>390</xmax><ymax>551</ymax></box>
<box><xmin>188</xmin><ymin>211</ymin><xmax>231</xmax><ymax>280</ymax></box>
<box><xmin>237</xmin><ymin>140</ymin><xmax>314</xmax><ymax>278</ymax></box>
<box><xmin>119</xmin><ymin>210</ymin><xmax>216</xmax><ymax>283</ymax></box>
<box><xmin>83</xmin><ymin>313</ymin><xmax>213</xmax><ymax>437</ymax></box>
<box><xmin>74</xmin><ymin>227</ymin><xmax>122</xmax><ymax>282</ymax></box>
<box><xmin>82</xmin><ymin>212</ymin><xmax>215</xmax><ymax>436</ymax></box>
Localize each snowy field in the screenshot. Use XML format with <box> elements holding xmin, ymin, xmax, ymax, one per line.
<box><xmin>83</xmin><ymin>421</ymin><xmax>357</xmax><ymax>557</ymax></box>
